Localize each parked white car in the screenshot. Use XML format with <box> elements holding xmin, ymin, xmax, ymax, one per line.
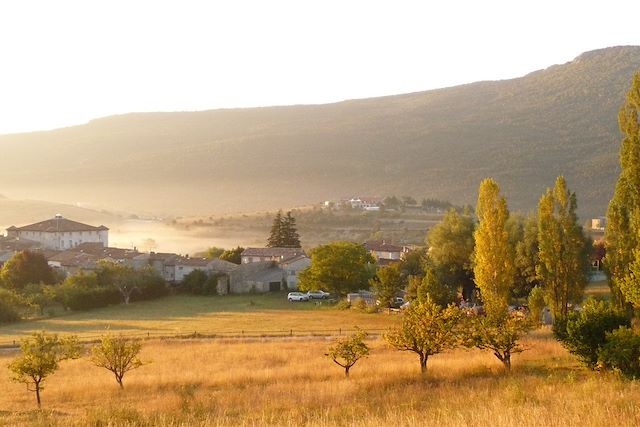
<box><xmin>307</xmin><ymin>290</ymin><xmax>330</xmax><ymax>299</ymax></box>
<box><xmin>287</xmin><ymin>292</ymin><xmax>310</xmax><ymax>302</ymax></box>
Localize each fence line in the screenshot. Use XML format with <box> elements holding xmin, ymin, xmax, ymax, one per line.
<box><xmin>0</xmin><ymin>327</ymin><xmax>390</xmax><ymax>349</ymax></box>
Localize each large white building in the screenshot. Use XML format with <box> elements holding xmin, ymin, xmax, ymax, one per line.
<box><xmin>6</xmin><ymin>215</ymin><xmax>109</xmax><ymax>250</ymax></box>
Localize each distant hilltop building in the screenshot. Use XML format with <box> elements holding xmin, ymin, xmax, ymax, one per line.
<box><xmin>6</xmin><ymin>214</ymin><xmax>109</xmax><ymax>250</ymax></box>
<box><xmin>591</xmin><ymin>217</ymin><xmax>606</xmax><ymax>231</ymax></box>
<box><xmin>340</xmin><ymin>196</ymin><xmax>383</xmax><ymax>211</ymax></box>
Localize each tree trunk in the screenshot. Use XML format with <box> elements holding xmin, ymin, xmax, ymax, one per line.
<box><xmin>116</xmin><ymin>373</ymin><xmax>124</xmax><ymax>389</ymax></box>
<box><xmin>497</xmin><ymin>351</ymin><xmax>511</xmax><ymax>370</ymax></box>
<box><xmin>345</xmin><ymin>366</ymin><xmax>350</xmax><ymax>378</ymax></box>
<box><xmin>35</xmin><ymin>383</ymin><xmax>41</xmax><ymax>408</ymax></box>
<box><xmin>420</xmin><ymin>354</ymin><xmax>428</xmax><ymax>374</ymax></box>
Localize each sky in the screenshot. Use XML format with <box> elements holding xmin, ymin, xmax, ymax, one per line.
<box><xmin>0</xmin><ymin>0</ymin><xmax>638</xmax><ymax>135</ymax></box>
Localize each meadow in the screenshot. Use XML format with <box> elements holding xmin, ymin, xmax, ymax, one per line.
<box><xmin>0</xmin><ymin>293</ymin><xmax>397</xmax><ymax>347</ymax></box>
<box><xmin>1</xmin><ymin>330</ymin><xmax>639</xmax><ymax>427</ymax></box>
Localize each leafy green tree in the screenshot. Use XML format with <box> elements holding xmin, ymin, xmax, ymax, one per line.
<box><xmin>97</xmin><ymin>261</ymin><xmax>141</xmax><ymax>305</ymax></box>
<box><xmin>464</xmin><ymin>311</ymin><xmax>531</xmax><ymax>370</ymax></box>
<box><xmin>0</xmin><ymin>251</ymin><xmax>56</xmax><ymax>290</ymax></box>
<box><xmin>90</xmin><ymin>334</ymin><xmax>145</xmax><ymax>389</ymax></box>
<box><xmin>527</xmin><ymin>286</ymin><xmax>546</xmax><ymax>326</ymax></box>
<box><xmin>605</xmin><ymin>72</ymin><xmax>640</xmax><ymax>308</ymax></box>
<box><xmin>298</xmin><ymin>242</ymin><xmax>375</xmax><ymax>296</ymax></box>
<box><xmin>9</xmin><ymin>332</ymin><xmax>80</xmax><ymax>407</ymax></box>
<box><xmin>537</xmin><ymin>176</ymin><xmax>590</xmax><ymax>320</ymax></box>
<box><xmin>417</xmin><ymin>263</ymin><xmax>454</xmax><ymax>308</ymax></box>
<box><xmin>426</xmin><ymin>208</ymin><xmax>476</xmax><ymax>301</ymax></box>
<box><xmin>370</xmin><ymin>263</ymin><xmax>403</xmax><ymax>308</ymax></box>
<box><xmin>509</xmin><ymin>213</ymin><xmax>540</xmax><ymax>298</ymax></box>
<box><xmin>325</xmin><ymin>329</ymin><xmax>369</xmax><ymax>377</ymax></box>
<box><xmin>554</xmin><ymin>298</ymin><xmax>630</xmax><ymax>369</ymax></box>
<box><xmin>219</xmin><ymin>246</ymin><xmax>244</xmax><ymax>265</ymax></box>
<box><xmin>399</xmin><ymin>247</ymin><xmax>426</xmax><ymax>279</ymax></box>
<box><xmin>385</xmin><ymin>298</ymin><xmax>462</xmax><ymax>374</ymax></box>
<box><xmin>473</xmin><ymin>178</ymin><xmax>514</xmax><ymax>316</ymax></box>
<box><xmin>267</xmin><ymin>211</ymin><xmax>301</xmax><ymax>248</ymax></box>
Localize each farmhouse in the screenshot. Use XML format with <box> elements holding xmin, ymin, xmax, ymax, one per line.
<box><xmin>364</xmin><ymin>240</ymin><xmax>404</xmax><ymax>265</ymax></box>
<box><xmin>6</xmin><ymin>215</ymin><xmax>108</xmax><ymax>250</ymax></box>
<box><xmin>241</xmin><ymin>247</ymin><xmax>305</xmax><ymax>264</ymax></box>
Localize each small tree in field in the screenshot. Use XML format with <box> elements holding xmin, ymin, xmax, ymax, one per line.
<box><xmin>90</xmin><ymin>334</ymin><xmax>145</xmax><ymax>389</ymax></box>
<box><xmin>464</xmin><ymin>311</ymin><xmax>531</xmax><ymax>370</ymax></box>
<box><xmin>8</xmin><ymin>332</ymin><xmax>80</xmax><ymax>407</ymax></box>
<box><xmin>326</xmin><ymin>329</ymin><xmax>369</xmax><ymax>377</ymax></box>
<box><xmin>385</xmin><ymin>298</ymin><xmax>462</xmax><ymax>374</ymax></box>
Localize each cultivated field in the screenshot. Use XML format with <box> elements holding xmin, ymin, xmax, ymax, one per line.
<box><xmin>1</xmin><ymin>331</ymin><xmax>639</xmax><ymax>427</ymax></box>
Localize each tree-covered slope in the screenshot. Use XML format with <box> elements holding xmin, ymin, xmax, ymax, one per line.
<box><xmin>1</xmin><ymin>46</ymin><xmax>638</xmax><ymax>218</ymax></box>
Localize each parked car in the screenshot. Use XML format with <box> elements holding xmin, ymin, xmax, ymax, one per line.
<box><xmin>287</xmin><ymin>292</ymin><xmax>310</xmax><ymax>302</ymax></box>
<box><xmin>307</xmin><ymin>290</ymin><xmax>330</xmax><ymax>299</ymax></box>
<box><xmin>377</xmin><ymin>297</ymin><xmax>405</xmax><ymax>309</ymax></box>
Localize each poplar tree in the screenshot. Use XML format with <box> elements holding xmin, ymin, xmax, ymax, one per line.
<box><xmin>473</xmin><ymin>178</ymin><xmax>514</xmax><ymax>316</ymax></box>
<box><xmin>606</xmin><ymin>72</ymin><xmax>640</xmax><ymax>307</ymax></box>
<box><xmin>537</xmin><ymin>176</ymin><xmax>589</xmax><ymax>320</ymax></box>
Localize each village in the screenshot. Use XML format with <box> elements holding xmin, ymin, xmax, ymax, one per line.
<box><xmin>0</xmin><ymin>212</ymin><xmax>412</xmax><ymax>298</ymax></box>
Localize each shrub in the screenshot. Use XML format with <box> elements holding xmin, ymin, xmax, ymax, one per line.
<box><xmin>554</xmin><ymin>298</ymin><xmax>630</xmax><ymax>368</ymax></box>
<box><xmin>134</xmin><ymin>269</ymin><xmax>169</xmax><ymax>301</ymax></box>
<box><xmin>335</xmin><ymin>300</ymin><xmax>351</xmax><ymax>310</ymax></box>
<box><xmin>55</xmin><ymin>273</ymin><xmax>120</xmax><ymax>311</ymax></box>
<box><xmin>0</xmin><ymin>288</ymin><xmax>23</xmax><ymax>323</ymax></box>
<box><xmin>598</xmin><ymin>327</ymin><xmax>640</xmax><ymax>379</ymax></box>
<box><xmin>180</xmin><ymin>270</ymin><xmax>219</xmax><ymax>295</ymax></box>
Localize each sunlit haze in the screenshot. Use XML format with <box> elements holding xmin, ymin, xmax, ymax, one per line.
<box><xmin>0</xmin><ymin>0</ymin><xmax>638</xmax><ymax>135</ymax></box>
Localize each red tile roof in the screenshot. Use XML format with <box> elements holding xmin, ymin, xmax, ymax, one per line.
<box><xmin>9</xmin><ymin>216</ymin><xmax>108</xmax><ymax>233</ymax></box>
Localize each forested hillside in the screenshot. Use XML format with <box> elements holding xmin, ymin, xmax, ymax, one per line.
<box><xmin>1</xmin><ymin>46</ymin><xmax>638</xmax><ymax>218</ymax></box>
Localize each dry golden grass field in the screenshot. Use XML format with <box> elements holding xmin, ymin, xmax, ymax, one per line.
<box><xmin>1</xmin><ymin>329</ymin><xmax>639</xmax><ymax>427</ymax></box>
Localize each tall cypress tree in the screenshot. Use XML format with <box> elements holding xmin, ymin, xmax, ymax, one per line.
<box><xmin>537</xmin><ymin>176</ymin><xmax>589</xmax><ymax>320</ymax></box>
<box><xmin>266</xmin><ymin>210</ymin><xmax>302</xmax><ymax>248</ymax></box>
<box><xmin>267</xmin><ymin>211</ymin><xmax>284</xmax><ymax>247</ymax></box>
<box><xmin>605</xmin><ymin>72</ymin><xmax>640</xmax><ymax>308</ymax></box>
<box><xmin>473</xmin><ymin>178</ymin><xmax>514</xmax><ymax>316</ymax></box>
<box><xmin>282</xmin><ymin>211</ymin><xmax>301</xmax><ymax>248</ymax></box>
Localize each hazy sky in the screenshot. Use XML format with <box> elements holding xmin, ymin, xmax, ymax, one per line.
<box><xmin>0</xmin><ymin>0</ymin><xmax>638</xmax><ymax>135</ymax></box>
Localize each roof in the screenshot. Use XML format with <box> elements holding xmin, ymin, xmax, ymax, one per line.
<box><xmin>280</xmin><ymin>254</ymin><xmax>310</xmax><ymax>265</ymax></box>
<box><xmin>364</xmin><ymin>241</ymin><xmax>403</xmax><ymax>252</ymax></box>
<box><xmin>9</xmin><ymin>216</ymin><xmax>109</xmax><ymax>233</ymax></box>
<box><xmin>207</xmin><ymin>258</ymin><xmax>239</xmax><ymax>273</ymax></box>
<box><xmin>241</xmin><ymin>247</ymin><xmax>305</xmax><ymax>259</ymax></box>
<box><xmin>175</xmin><ymin>257</ymin><xmax>210</xmax><ymax>267</ymax></box>
<box><xmin>48</xmin><ymin>251</ymin><xmax>99</xmax><ymax>268</ymax></box>
<box><xmin>69</xmin><ymin>243</ymin><xmax>140</xmax><ymax>260</ymax></box>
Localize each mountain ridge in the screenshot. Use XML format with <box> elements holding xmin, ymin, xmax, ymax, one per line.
<box><xmin>1</xmin><ymin>46</ymin><xmax>639</xmax><ymax>218</ymax></box>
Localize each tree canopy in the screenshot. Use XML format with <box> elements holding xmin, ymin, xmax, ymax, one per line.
<box><xmin>605</xmin><ymin>71</ymin><xmax>640</xmax><ymax>307</ymax></box>
<box><xmin>267</xmin><ymin>211</ymin><xmax>301</xmax><ymax>248</ymax></box>
<box><xmin>473</xmin><ymin>179</ymin><xmax>514</xmax><ymax>316</ymax></box>
<box><xmin>298</xmin><ymin>242</ymin><xmax>374</xmax><ymax>296</ymax></box>
<box><xmin>426</xmin><ymin>208</ymin><xmax>476</xmax><ymax>301</ymax></box>
<box><xmin>0</xmin><ymin>251</ymin><xmax>56</xmax><ymax>290</ymax></box>
<box><xmin>537</xmin><ymin>176</ymin><xmax>590</xmax><ymax>320</ymax></box>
